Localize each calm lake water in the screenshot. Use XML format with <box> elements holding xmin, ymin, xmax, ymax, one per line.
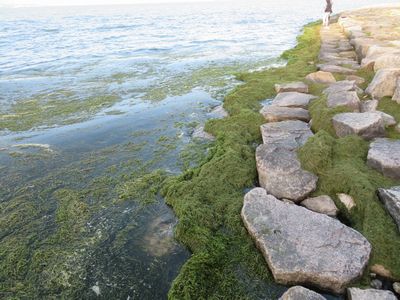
<box><xmin>0</xmin><ymin>0</ymin><xmax>398</xmax><ymax>299</ymax></box>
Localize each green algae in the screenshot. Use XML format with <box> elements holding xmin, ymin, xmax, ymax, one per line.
<box><xmin>161</xmin><ymin>22</ymin><xmax>322</xmax><ymax>299</ymax></box>
<box><xmin>0</xmin><ymin>92</ymin><xmax>120</xmax><ymax>131</ymax></box>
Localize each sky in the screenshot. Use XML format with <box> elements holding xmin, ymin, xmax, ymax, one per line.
<box><xmin>0</xmin><ymin>0</ymin><xmax>217</xmax><ymax>7</ymax></box>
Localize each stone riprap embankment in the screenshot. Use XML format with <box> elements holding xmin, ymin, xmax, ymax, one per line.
<box><xmin>241</xmin><ymin>5</ymin><xmax>400</xmax><ymax>299</ymax></box>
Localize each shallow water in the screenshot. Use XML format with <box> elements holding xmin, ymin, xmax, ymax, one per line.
<box><xmin>1</xmin><ymin>0</ymin><xmax>399</xmax><ymax>298</ymax></box>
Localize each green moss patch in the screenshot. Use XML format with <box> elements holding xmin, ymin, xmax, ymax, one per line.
<box><xmin>378</xmin><ymin>96</ymin><xmax>400</xmax><ymax>139</ymax></box>
<box><xmin>162</xmin><ymin>22</ymin><xmax>322</xmax><ymax>299</ymax></box>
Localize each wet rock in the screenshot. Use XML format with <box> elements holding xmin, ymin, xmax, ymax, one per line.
<box><xmin>377</xmin><ymin>187</ymin><xmax>400</xmax><ymax>232</ymax></box>
<box><xmin>317</xmin><ymin>64</ymin><xmax>356</xmax><ymax>75</ymax></box>
<box><xmin>393</xmin><ymin>282</ymin><xmax>400</xmax><ymax>294</ymax></box>
<box><xmin>332</xmin><ymin>112</ymin><xmax>385</xmax><ymax>140</ymax></box>
<box><xmin>346</xmin><ymin>75</ymin><xmax>366</xmax><ymax>85</ymax></box>
<box><xmin>370</xmin><ymin>279</ymin><xmax>383</xmax><ymax>289</ymax></box>
<box><xmin>347</xmin><ymin>288</ymin><xmax>397</xmax><ymax>300</ymax></box>
<box><xmin>370</xmin><ymin>264</ymin><xmax>393</xmax><ymax>279</ymax></box>
<box><xmin>256</xmin><ymin>145</ymin><xmax>317</xmax><ymax>202</ymax></box>
<box><xmin>301</xmin><ymin>195</ymin><xmax>338</xmax><ymax>217</ymax></box>
<box><xmin>366</xmin><ymin>68</ymin><xmax>400</xmax><ymax>99</ymax></box>
<box><xmin>368</xmin><ymin>139</ymin><xmax>400</xmax><ymax>180</ymax></box>
<box><xmin>323</xmin><ymin>80</ymin><xmax>360</xmax><ymax>95</ymax></box>
<box><xmin>192</xmin><ymin>125</ymin><xmax>215</xmax><ymax>141</ymax></box>
<box><xmin>327</xmin><ymin>91</ymin><xmax>361</xmax><ymax>111</ymax></box>
<box><xmin>260</xmin><ymin>106</ymin><xmax>310</xmax><ymax>122</ymax></box>
<box><xmin>360</xmin><ymin>100</ymin><xmax>378</xmax><ymax>112</ymax></box>
<box><xmin>337</xmin><ymin>193</ymin><xmax>356</xmax><ymax>211</ymax></box>
<box><xmin>271</xmin><ymin>92</ymin><xmax>316</xmax><ymax>109</ymax></box>
<box><xmin>279</xmin><ymin>286</ymin><xmax>326</xmax><ymax>300</ymax></box>
<box><xmin>260</xmin><ymin>120</ymin><xmax>313</xmax><ymax>150</ymax></box>
<box><xmin>275</xmin><ymin>82</ymin><xmax>309</xmax><ymax>94</ymax></box>
<box><xmin>306</xmin><ymin>71</ymin><xmax>336</xmax><ymax>84</ymax></box>
<box><xmin>241</xmin><ymin>188</ymin><xmax>371</xmax><ymax>294</ymax></box>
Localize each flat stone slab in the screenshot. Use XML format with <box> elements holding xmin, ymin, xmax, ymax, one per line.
<box><xmin>256</xmin><ymin>145</ymin><xmax>317</xmax><ymax>202</ymax></box>
<box><xmin>368</xmin><ymin>138</ymin><xmax>400</xmax><ymax>180</ymax></box>
<box><xmin>378</xmin><ymin>187</ymin><xmax>400</xmax><ymax>232</ymax></box>
<box><xmin>271</xmin><ymin>92</ymin><xmax>316</xmax><ymax>109</ymax></box>
<box><xmin>347</xmin><ymin>288</ymin><xmax>397</xmax><ymax>300</ymax></box>
<box><xmin>301</xmin><ymin>195</ymin><xmax>338</xmax><ymax>217</ymax></box>
<box><xmin>332</xmin><ymin>112</ymin><xmax>385</xmax><ymax>140</ymax></box>
<box><xmin>323</xmin><ymin>80</ymin><xmax>360</xmax><ymax>95</ymax></box>
<box><xmin>327</xmin><ymin>91</ymin><xmax>361</xmax><ymax>111</ymax></box>
<box><xmin>241</xmin><ymin>188</ymin><xmax>371</xmax><ymax>294</ymax></box>
<box><xmin>275</xmin><ymin>82</ymin><xmax>309</xmax><ymax>94</ymax></box>
<box><xmin>306</xmin><ymin>71</ymin><xmax>336</xmax><ymax>84</ymax></box>
<box><xmin>279</xmin><ymin>286</ymin><xmax>326</xmax><ymax>300</ymax></box>
<box><xmin>366</xmin><ymin>68</ymin><xmax>400</xmax><ymax>99</ymax></box>
<box><xmin>260</xmin><ymin>120</ymin><xmax>313</xmax><ymax>151</ymax></box>
<box><xmin>318</xmin><ymin>64</ymin><xmax>357</xmax><ymax>75</ymax></box>
<box><xmin>260</xmin><ymin>106</ymin><xmax>310</xmax><ymax>122</ymax></box>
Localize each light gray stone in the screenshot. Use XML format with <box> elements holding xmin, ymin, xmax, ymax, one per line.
<box><xmin>260</xmin><ymin>106</ymin><xmax>310</xmax><ymax>122</ymax></box>
<box><xmin>346</xmin><ymin>75</ymin><xmax>366</xmax><ymax>86</ymax></box>
<box><xmin>393</xmin><ymin>282</ymin><xmax>400</xmax><ymax>294</ymax></box>
<box><xmin>323</xmin><ymin>80</ymin><xmax>359</xmax><ymax>95</ymax></box>
<box><xmin>337</xmin><ymin>193</ymin><xmax>356</xmax><ymax>211</ymax></box>
<box><xmin>271</xmin><ymin>92</ymin><xmax>316</xmax><ymax>109</ymax></box>
<box><xmin>368</xmin><ymin>138</ymin><xmax>400</xmax><ymax>180</ymax></box>
<box><xmin>347</xmin><ymin>288</ymin><xmax>397</xmax><ymax>300</ymax></box>
<box><xmin>374</xmin><ymin>53</ymin><xmax>400</xmax><ymax>71</ymax></box>
<box><xmin>305</xmin><ymin>71</ymin><xmax>336</xmax><ymax>84</ymax></box>
<box><xmin>370</xmin><ymin>279</ymin><xmax>382</xmax><ymax>289</ymax></box>
<box><xmin>366</xmin><ymin>68</ymin><xmax>400</xmax><ymax>99</ymax></box>
<box><xmin>327</xmin><ymin>91</ymin><xmax>361</xmax><ymax>111</ymax></box>
<box><xmin>192</xmin><ymin>125</ymin><xmax>215</xmax><ymax>141</ymax></box>
<box><xmin>332</xmin><ymin>112</ymin><xmax>385</xmax><ymax>140</ymax></box>
<box><xmin>393</xmin><ymin>78</ymin><xmax>400</xmax><ymax>103</ymax></box>
<box><xmin>301</xmin><ymin>195</ymin><xmax>338</xmax><ymax>217</ymax></box>
<box><xmin>275</xmin><ymin>82</ymin><xmax>309</xmax><ymax>94</ymax></box>
<box><xmin>260</xmin><ymin>120</ymin><xmax>313</xmax><ymax>150</ymax></box>
<box><xmin>210</xmin><ymin>105</ymin><xmax>228</xmax><ymax>118</ymax></box>
<box><xmin>375</xmin><ymin>111</ymin><xmax>397</xmax><ymax>126</ymax></box>
<box><xmin>279</xmin><ymin>286</ymin><xmax>326</xmax><ymax>300</ymax></box>
<box><xmin>317</xmin><ymin>64</ymin><xmax>356</xmax><ymax>75</ymax></box>
<box><xmin>378</xmin><ymin>187</ymin><xmax>400</xmax><ymax>232</ymax></box>
<box><xmin>241</xmin><ymin>188</ymin><xmax>371</xmax><ymax>294</ymax></box>
<box><xmin>360</xmin><ymin>100</ymin><xmax>378</xmax><ymax>112</ymax></box>
<box><xmin>256</xmin><ymin>145</ymin><xmax>317</xmax><ymax>202</ymax></box>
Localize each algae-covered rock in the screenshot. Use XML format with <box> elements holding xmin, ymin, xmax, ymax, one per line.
<box><xmin>367</xmin><ymin>138</ymin><xmax>400</xmax><ymax>180</ymax></box>
<box><xmin>241</xmin><ymin>188</ymin><xmax>371</xmax><ymax>294</ymax></box>
<box><xmin>279</xmin><ymin>286</ymin><xmax>326</xmax><ymax>300</ymax></box>
<box><xmin>332</xmin><ymin>112</ymin><xmax>385</xmax><ymax>140</ymax></box>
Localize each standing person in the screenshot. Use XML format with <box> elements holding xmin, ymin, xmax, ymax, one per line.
<box><xmin>323</xmin><ymin>0</ymin><xmax>333</xmax><ymax>27</ymax></box>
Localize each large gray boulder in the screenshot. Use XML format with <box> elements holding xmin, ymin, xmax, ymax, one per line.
<box><xmin>260</xmin><ymin>106</ymin><xmax>310</xmax><ymax>122</ymax></box>
<box><xmin>327</xmin><ymin>91</ymin><xmax>361</xmax><ymax>111</ymax></box>
<box><xmin>374</xmin><ymin>54</ymin><xmax>400</xmax><ymax>71</ymax></box>
<box><xmin>271</xmin><ymin>92</ymin><xmax>316</xmax><ymax>109</ymax></box>
<box><xmin>378</xmin><ymin>187</ymin><xmax>400</xmax><ymax>232</ymax></box>
<box><xmin>241</xmin><ymin>188</ymin><xmax>371</xmax><ymax>294</ymax></box>
<box><xmin>279</xmin><ymin>286</ymin><xmax>326</xmax><ymax>300</ymax></box>
<box><xmin>332</xmin><ymin>112</ymin><xmax>385</xmax><ymax>140</ymax></box>
<box><xmin>367</xmin><ymin>138</ymin><xmax>400</xmax><ymax>180</ymax></box>
<box><xmin>347</xmin><ymin>288</ymin><xmax>397</xmax><ymax>300</ymax></box>
<box><xmin>275</xmin><ymin>82</ymin><xmax>309</xmax><ymax>94</ymax></box>
<box><xmin>366</xmin><ymin>68</ymin><xmax>400</xmax><ymax>98</ymax></box>
<box><xmin>301</xmin><ymin>195</ymin><xmax>338</xmax><ymax>217</ymax></box>
<box><xmin>260</xmin><ymin>120</ymin><xmax>313</xmax><ymax>150</ymax></box>
<box><xmin>305</xmin><ymin>71</ymin><xmax>336</xmax><ymax>84</ymax></box>
<box><xmin>256</xmin><ymin>145</ymin><xmax>317</xmax><ymax>202</ymax></box>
